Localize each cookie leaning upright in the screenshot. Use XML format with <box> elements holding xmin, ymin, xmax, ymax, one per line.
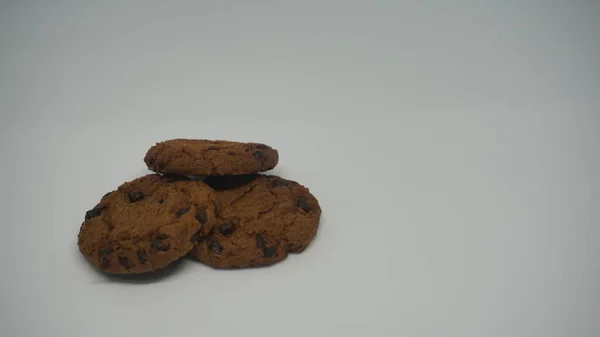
<box><xmin>77</xmin><ymin>174</ymin><xmax>217</xmax><ymax>274</ymax></box>
<box><xmin>144</xmin><ymin>139</ymin><xmax>279</xmax><ymax>176</ymax></box>
<box><xmin>189</xmin><ymin>175</ymin><xmax>321</xmax><ymax>269</ymax></box>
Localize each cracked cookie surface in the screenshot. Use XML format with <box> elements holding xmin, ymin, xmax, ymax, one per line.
<box><xmin>189</xmin><ymin>174</ymin><xmax>321</xmax><ymax>268</ymax></box>
<box><xmin>144</xmin><ymin>139</ymin><xmax>279</xmax><ymax>176</ymax></box>
<box><xmin>77</xmin><ymin>174</ymin><xmax>217</xmax><ymax>274</ymax></box>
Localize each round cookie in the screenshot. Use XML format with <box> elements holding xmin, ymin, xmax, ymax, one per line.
<box><xmin>78</xmin><ymin>174</ymin><xmax>217</xmax><ymax>274</ymax></box>
<box><xmin>144</xmin><ymin>139</ymin><xmax>279</xmax><ymax>176</ymax></box>
<box><xmin>189</xmin><ymin>175</ymin><xmax>321</xmax><ymax>269</ymax></box>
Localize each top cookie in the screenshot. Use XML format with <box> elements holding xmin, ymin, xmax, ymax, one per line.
<box><xmin>144</xmin><ymin>139</ymin><xmax>279</xmax><ymax>176</ymax></box>
<box><xmin>77</xmin><ymin>174</ymin><xmax>217</xmax><ymax>274</ymax></box>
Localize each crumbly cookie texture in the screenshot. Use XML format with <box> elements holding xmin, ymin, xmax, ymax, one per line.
<box><xmin>144</xmin><ymin>139</ymin><xmax>278</xmax><ymax>176</ymax></box>
<box><xmin>190</xmin><ymin>174</ymin><xmax>321</xmax><ymax>269</ymax></box>
<box><xmin>78</xmin><ymin>174</ymin><xmax>217</xmax><ymax>274</ymax></box>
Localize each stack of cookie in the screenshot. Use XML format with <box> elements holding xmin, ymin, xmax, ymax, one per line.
<box><xmin>78</xmin><ymin>139</ymin><xmax>321</xmax><ymax>274</ymax></box>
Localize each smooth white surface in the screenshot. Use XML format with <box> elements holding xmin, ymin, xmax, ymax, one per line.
<box><xmin>1</xmin><ymin>1</ymin><xmax>599</xmax><ymax>336</ymax></box>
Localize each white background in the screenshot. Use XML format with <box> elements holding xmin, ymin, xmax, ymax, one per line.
<box><xmin>1</xmin><ymin>1</ymin><xmax>599</xmax><ymax>336</ymax></box>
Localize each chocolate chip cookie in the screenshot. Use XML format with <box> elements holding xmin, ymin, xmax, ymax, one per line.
<box><xmin>144</xmin><ymin>139</ymin><xmax>279</xmax><ymax>176</ymax></box>
<box><xmin>78</xmin><ymin>174</ymin><xmax>217</xmax><ymax>274</ymax></box>
<box><xmin>189</xmin><ymin>175</ymin><xmax>321</xmax><ymax>269</ymax></box>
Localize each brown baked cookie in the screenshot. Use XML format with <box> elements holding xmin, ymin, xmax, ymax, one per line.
<box><xmin>144</xmin><ymin>139</ymin><xmax>278</xmax><ymax>176</ymax></box>
<box><xmin>189</xmin><ymin>175</ymin><xmax>321</xmax><ymax>269</ymax></box>
<box><xmin>78</xmin><ymin>174</ymin><xmax>217</xmax><ymax>274</ymax></box>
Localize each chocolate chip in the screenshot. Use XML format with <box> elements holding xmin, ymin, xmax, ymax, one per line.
<box><xmin>256</xmin><ymin>144</ymin><xmax>268</xmax><ymax>149</ymax></box>
<box><xmin>85</xmin><ymin>207</ymin><xmax>105</xmax><ymax>220</ymax></box>
<box><xmin>150</xmin><ymin>233</ymin><xmax>169</xmax><ymax>250</ymax></box>
<box><xmin>151</xmin><ymin>239</ymin><xmax>170</xmax><ymax>251</ymax></box>
<box><xmin>253</xmin><ymin>151</ymin><xmax>265</xmax><ymax>160</ymax></box>
<box><xmin>297</xmin><ymin>197</ymin><xmax>312</xmax><ymax>211</ymax></box>
<box><xmin>244</xmin><ymin>148</ymin><xmax>250</xmax><ymax>152</ymax></box>
<box><xmin>100</xmin><ymin>257</ymin><xmax>110</xmax><ymax>269</ymax></box>
<box><xmin>176</xmin><ymin>207</ymin><xmax>190</xmax><ymax>217</ymax></box>
<box><xmin>263</xmin><ymin>246</ymin><xmax>277</xmax><ymax>258</ymax></box>
<box><xmin>190</xmin><ymin>233</ymin><xmax>200</xmax><ymax>243</ymax></box>
<box><xmin>227</xmin><ymin>151</ymin><xmax>236</xmax><ymax>155</ymax></box>
<box><xmin>119</xmin><ymin>256</ymin><xmax>131</xmax><ymax>270</ymax></box>
<box><xmin>207</xmin><ymin>147</ymin><xmax>220</xmax><ymax>151</ymax></box>
<box><xmin>159</xmin><ymin>199</ymin><xmax>164</xmax><ymax>204</ymax></box>
<box><xmin>137</xmin><ymin>249</ymin><xmax>147</xmax><ymax>263</ymax></box>
<box><xmin>272</xmin><ymin>179</ymin><xmax>289</xmax><ymax>187</ymax></box>
<box><xmin>196</xmin><ymin>210</ymin><xmax>208</xmax><ymax>225</ymax></box>
<box><xmin>100</xmin><ymin>248</ymin><xmax>113</xmax><ymax>256</ymax></box>
<box><xmin>219</xmin><ymin>223</ymin><xmax>235</xmax><ymax>236</ymax></box>
<box><xmin>102</xmin><ymin>191</ymin><xmax>113</xmax><ymax>199</ymax></box>
<box><xmin>127</xmin><ymin>191</ymin><xmax>144</xmax><ymax>203</ymax></box>
<box><xmin>155</xmin><ymin>233</ymin><xmax>169</xmax><ymax>240</ymax></box>
<box><xmin>148</xmin><ymin>158</ymin><xmax>155</xmax><ymax>165</ymax></box>
<box><xmin>256</xmin><ymin>234</ymin><xmax>266</xmax><ymax>248</ymax></box>
<box><xmin>209</xmin><ymin>241</ymin><xmax>223</xmax><ymax>255</ymax></box>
